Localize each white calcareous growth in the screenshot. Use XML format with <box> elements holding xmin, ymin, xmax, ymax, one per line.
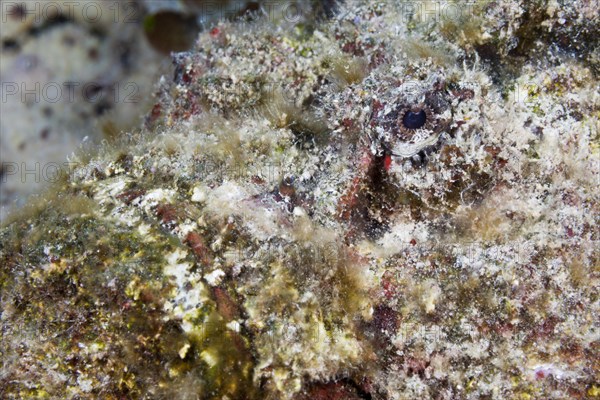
<box><xmin>0</xmin><ymin>0</ymin><xmax>598</xmax><ymax>399</ymax></box>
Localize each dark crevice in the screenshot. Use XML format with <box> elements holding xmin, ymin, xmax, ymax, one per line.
<box><xmin>2</xmin><ymin>39</ymin><xmax>20</xmax><ymax>52</ymax></box>
<box><xmin>312</xmin><ymin>0</ymin><xmax>343</xmax><ymax>20</ymax></box>
<box><xmin>340</xmin><ymin>377</ymin><xmax>373</xmax><ymax>400</ymax></box>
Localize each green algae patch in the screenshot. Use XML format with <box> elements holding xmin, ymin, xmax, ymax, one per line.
<box><xmin>0</xmin><ymin>193</ymin><xmax>248</xmax><ymax>399</ymax></box>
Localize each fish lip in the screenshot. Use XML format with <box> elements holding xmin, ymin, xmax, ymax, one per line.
<box><xmin>389</xmin><ymin>131</ymin><xmax>443</xmax><ymax>158</ymax></box>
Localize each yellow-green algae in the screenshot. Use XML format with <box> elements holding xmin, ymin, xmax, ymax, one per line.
<box><xmin>1</xmin><ymin>0</ymin><xmax>599</xmax><ymax>399</ymax></box>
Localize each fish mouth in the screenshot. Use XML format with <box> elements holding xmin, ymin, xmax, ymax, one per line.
<box><xmin>390</xmin><ymin>131</ymin><xmax>443</xmax><ymax>158</ymax></box>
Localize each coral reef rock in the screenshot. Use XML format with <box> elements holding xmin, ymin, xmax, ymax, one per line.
<box><xmin>1</xmin><ymin>1</ymin><xmax>599</xmax><ymax>399</ymax></box>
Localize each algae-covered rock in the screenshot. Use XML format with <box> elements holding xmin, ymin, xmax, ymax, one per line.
<box><xmin>1</xmin><ymin>1</ymin><xmax>598</xmax><ymax>399</ymax></box>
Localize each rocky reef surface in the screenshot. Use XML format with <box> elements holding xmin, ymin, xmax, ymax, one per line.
<box><xmin>1</xmin><ymin>1</ymin><xmax>599</xmax><ymax>399</ymax></box>
<box><xmin>0</xmin><ymin>0</ymin><xmax>163</xmax><ymax>218</ymax></box>
<box><xmin>0</xmin><ymin>0</ymin><xmax>301</xmax><ymax>220</ymax></box>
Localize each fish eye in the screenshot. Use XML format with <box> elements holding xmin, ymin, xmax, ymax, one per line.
<box><xmin>402</xmin><ymin>109</ymin><xmax>427</xmax><ymax>129</ymax></box>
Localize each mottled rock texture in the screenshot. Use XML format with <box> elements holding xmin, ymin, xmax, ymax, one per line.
<box><xmin>1</xmin><ymin>1</ymin><xmax>599</xmax><ymax>399</ymax></box>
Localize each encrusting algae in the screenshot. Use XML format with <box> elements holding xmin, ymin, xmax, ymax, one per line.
<box><xmin>1</xmin><ymin>1</ymin><xmax>599</xmax><ymax>399</ymax></box>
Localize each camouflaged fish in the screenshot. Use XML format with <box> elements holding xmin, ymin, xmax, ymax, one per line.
<box><xmin>1</xmin><ymin>1</ymin><xmax>599</xmax><ymax>399</ymax></box>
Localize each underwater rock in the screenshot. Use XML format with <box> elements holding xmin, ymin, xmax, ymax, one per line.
<box><xmin>0</xmin><ymin>0</ymin><xmax>164</xmax><ymax>220</ymax></box>
<box><xmin>0</xmin><ymin>0</ymin><xmax>304</xmax><ymax>220</ymax></box>
<box><xmin>1</xmin><ymin>1</ymin><xmax>598</xmax><ymax>399</ymax></box>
